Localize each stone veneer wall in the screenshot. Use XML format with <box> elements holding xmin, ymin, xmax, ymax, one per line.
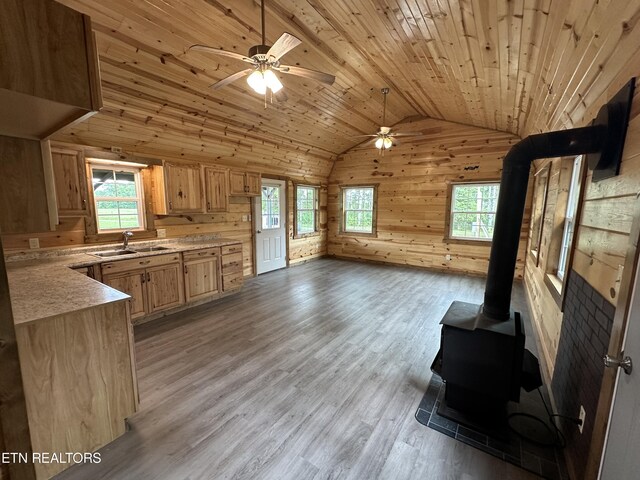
<box><xmin>551</xmin><ymin>269</ymin><xmax>615</xmax><ymax>480</ymax></box>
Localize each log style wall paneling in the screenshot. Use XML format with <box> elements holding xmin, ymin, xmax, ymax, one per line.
<box><xmin>328</xmin><ymin>118</ymin><xmax>528</xmax><ymax>277</ymax></box>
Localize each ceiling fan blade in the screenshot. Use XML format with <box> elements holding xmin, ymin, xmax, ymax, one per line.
<box><xmin>352</xmin><ymin>134</ymin><xmax>379</xmax><ymax>138</ymax></box>
<box><xmin>210</xmin><ymin>69</ymin><xmax>253</xmax><ymax>90</ymax></box>
<box><xmin>389</xmin><ymin>132</ymin><xmax>423</xmax><ymax>137</ymax></box>
<box><xmin>189</xmin><ymin>44</ymin><xmax>254</xmax><ymax>64</ymax></box>
<box><xmin>276</xmin><ymin>65</ymin><xmax>335</xmax><ymax>85</ymax></box>
<box><xmin>266</xmin><ymin>33</ymin><xmax>302</xmax><ymax>61</ymax></box>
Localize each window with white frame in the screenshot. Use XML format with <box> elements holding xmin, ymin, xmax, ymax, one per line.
<box><xmin>557</xmin><ymin>156</ymin><xmax>583</xmax><ymax>280</ymax></box>
<box><xmin>341</xmin><ymin>186</ymin><xmax>376</xmax><ymax>234</ymax></box>
<box><xmin>91</xmin><ymin>166</ymin><xmax>145</xmax><ymax>232</ymax></box>
<box><xmin>295</xmin><ymin>185</ymin><xmax>318</xmax><ymax>236</ymax></box>
<box><xmin>449</xmin><ymin>182</ymin><xmax>500</xmax><ymax>241</ymax></box>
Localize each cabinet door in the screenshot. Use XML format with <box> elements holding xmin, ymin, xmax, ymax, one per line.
<box><xmin>228</xmin><ymin>171</ymin><xmax>247</xmax><ymax>195</ymax></box>
<box><xmin>52</xmin><ymin>149</ymin><xmax>89</xmax><ymax>216</ymax></box>
<box><xmin>147</xmin><ymin>262</ymin><xmax>185</xmax><ymax>313</ymax></box>
<box><xmin>245</xmin><ymin>172</ymin><xmax>261</xmax><ymax>196</ymax></box>
<box><xmin>103</xmin><ymin>270</ymin><xmax>147</xmax><ymax>320</ymax></box>
<box><xmin>165</xmin><ymin>163</ymin><xmax>203</xmax><ymax>212</ymax></box>
<box><xmin>204</xmin><ymin>167</ymin><xmax>229</xmax><ymax>212</ymax></box>
<box><xmin>184</xmin><ymin>257</ymin><xmax>220</xmax><ymax>302</ymax></box>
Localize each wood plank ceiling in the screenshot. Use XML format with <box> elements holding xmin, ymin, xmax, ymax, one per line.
<box><xmin>53</xmin><ymin>0</ymin><xmax>640</xmax><ymax>180</ymax></box>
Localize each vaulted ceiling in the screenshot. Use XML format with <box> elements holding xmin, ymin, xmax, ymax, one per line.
<box><xmin>53</xmin><ymin>0</ymin><xmax>640</xmax><ymax>181</ymax></box>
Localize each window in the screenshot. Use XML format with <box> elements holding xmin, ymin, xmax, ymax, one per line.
<box><xmin>91</xmin><ymin>166</ymin><xmax>145</xmax><ymax>232</ymax></box>
<box><xmin>261</xmin><ymin>184</ymin><xmax>281</xmax><ymax>230</ymax></box>
<box><xmin>340</xmin><ymin>186</ymin><xmax>377</xmax><ymax>235</ymax></box>
<box><xmin>295</xmin><ymin>185</ymin><xmax>318</xmax><ymax>237</ymax></box>
<box><xmin>557</xmin><ymin>156</ymin><xmax>583</xmax><ymax>280</ymax></box>
<box><xmin>448</xmin><ymin>182</ymin><xmax>500</xmax><ymax>241</ymax></box>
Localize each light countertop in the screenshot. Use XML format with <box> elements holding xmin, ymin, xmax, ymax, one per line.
<box><xmin>6</xmin><ymin>236</ymin><xmax>242</xmax><ymax>326</ymax></box>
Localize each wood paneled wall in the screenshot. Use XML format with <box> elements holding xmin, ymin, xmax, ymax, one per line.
<box><xmin>327</xmin><ymin>117</ymin><xmax>528</xmax><ymax>277</ymax></box>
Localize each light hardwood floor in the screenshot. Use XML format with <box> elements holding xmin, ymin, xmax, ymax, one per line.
<box><xmin>56</xmin><ymin>258</ymin><xmax>541</xmax><ymax>480</ymax></box>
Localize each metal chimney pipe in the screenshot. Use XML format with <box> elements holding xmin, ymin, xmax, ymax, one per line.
<box><xmin>482</xmin><ymin>125</ymin><xmax>606</xmax><ymax>320</ymax></box>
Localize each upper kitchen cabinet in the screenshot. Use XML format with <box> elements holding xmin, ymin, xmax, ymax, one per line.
<box><xmin>229</xmin><ymin>171</ymin><xmax>261</xmax><ymax>196</ymax></box>
<box><xmin>0</xmin><ymin>0</ymin><xmax>102</xmax><ymax>140</ymax></box>
<box><xmin>0</xmin><ymin>137</ymin><xmax>55</xmax><ymax>234</ymax></box>
<box><xmin>51</xmin><ymin>147</ymin><xmax>90</xmax><ymax>217</ymax></box>
<box><xmin>204</xmin><ymin>166</ymin><xmax>229</xmax><ymax>212</ymax></box>
<box><xmin>144</xmin><ymin>162</ymin><xmax>204</xmax><ymax>214</ymax></box>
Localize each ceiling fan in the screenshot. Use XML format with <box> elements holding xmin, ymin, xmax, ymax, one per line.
<box><xmin>188</xmin><ymin>0</ymin><xmax>335</xmax><ymax>104</ymax></box>
<box><xmin>357</xmin><ymin>87</ymin><xmax>422</xmax><ymax>154</ymax></box>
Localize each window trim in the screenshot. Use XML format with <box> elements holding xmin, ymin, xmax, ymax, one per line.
<box><xmin>529</xmin><ymin>163</ymin><xmax>550</xmax><ymax>265</ymax></box>
<box><xmin>90</xmin><ymin>163</ymin><xmax>147</xmax><ymax>233</ymax></box>
<box><xmin>444</xmin><ymin>180</ymin><xmax>500</xmax><ymax>244</ymax></box>
<box><xmin>293</xmin><ymin>184</ymin><xmax>320</xmax><ymax>239</ymax></box>
<box><xmin>338</xmin><ymin>184</ymin><xmax>378</xmax><ymax>237</ymax></box>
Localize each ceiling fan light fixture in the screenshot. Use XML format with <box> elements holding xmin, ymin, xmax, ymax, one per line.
<box><xmin>247</xmin><ymin>70</ymin><xmax>267</xmax><ymax>94</ymax></box>
<box><xmin>374</xmin><ymin>136</ymin><xmax>393</xmax><ymax>150</ymax></box>
<box><xmin>263</xmin><ymin>69</ymin><xmax>283</xmax><ymax>93</ymax></box>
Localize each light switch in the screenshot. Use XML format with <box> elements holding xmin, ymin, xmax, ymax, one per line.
<box><xmin>29</xmin><ymin>238</ymin><xmax>40</xmax><ymax>249</ymax></box>
<box><xmin>157</xmin><ymin>228</ymin><xmax>167</xmax><ymax>238</ymax></box>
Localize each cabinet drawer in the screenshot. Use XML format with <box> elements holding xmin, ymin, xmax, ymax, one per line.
<box><xmin>223</xmin><ymin>272</ymin><xmax>243</xmax><ymax>291</ymax></box>
<box><xmin>183</xmin><ymin>247</ymin><xmax>220</xmax><ymax>262</ymax></box>
<box><xmin>221</xmin><ymin>252</ymin><xmax>243</xmax><ymax>274</ymax></box>
<box><xmin>221</xmin><ymin>243</ymin><xmax>242</xmax><ymax>255</ymax></box>
<box><xmin>101</xmin><ymin>253</ymin><xmax>181</xmax><ymax>275</ymax></box>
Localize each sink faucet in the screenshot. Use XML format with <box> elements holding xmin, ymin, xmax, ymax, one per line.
<box><xmin>122</xmin><ymin>230</ymin><xmax>134</xmax><ymax>250</ymax></box>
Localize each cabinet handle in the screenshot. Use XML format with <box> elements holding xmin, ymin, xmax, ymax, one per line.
<box><xmin>140</xmin><ymin>273</ymin><xmax>145</xmax><ymax>284</ymax></box>
<box><xmin>140</xmin><ymin>260</ymin><xmax>151</xmax><ymax>265</ymax></box>
<box><xmin>207</xmin><ymin>201</ymin><xmax>211</xmax><ymax>210</ymax></box>
<box><xmin>169</xmin><ymin>200</ymin><xmax>173</xmax><ymax>210</ymax></box>
<box><xmin>146</xmin><ymin>272</ymin><xmax>151</xmax><ymax>282</ymax></box>
<box><xmin>184</xmin><ymin>265</ymin><xmax>188</xmax><ymax>274</ymax></box>
<box><xmin>82</xmin><ymin>199</ymin><xmax>86</xmax><ymax>207</ymax></box>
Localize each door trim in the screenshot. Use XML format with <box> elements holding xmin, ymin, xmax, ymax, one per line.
<box><xmin>254</xmin><ymin>177</ymin><xmax>288</xmax><ymax>275</ymax></box>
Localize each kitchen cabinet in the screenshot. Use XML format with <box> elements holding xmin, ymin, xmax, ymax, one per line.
<box><xmin>147</xmin><ymin>262</ymin><xmax>185</xmax><ymax>313</ymax></box>
<box><xmin>101</xmin><ymin>253</ymin><xmax>184</xmax><ymax>321</ymax></box>
<box><xmin>204</xmin><ymin>166</ymin><xmax>229</xmax><ymax>212</ymax></box>
<box><xmin>0</xmin><ymin>0</ymin><xmax>102</xmax><ymax>140</ymax></box>
<box><xmin>221</xmin><ymin>243</ymin><xmax>244</xmax><ymax>291</ymax></box>
<box><xmin>229</xmin><ymin>170</ymin><xmax>261</xmax><ymax>196</ymax></box>
<box><xmin>144</xmin><ymin>162</ymin><xmax>204</xmax><ymax>214</ymax></box>
<box><xmin>102</xmin><ymin>270</ymin><xmax>147</xmax><ymax>320</ymax></box>
<box><xmin>0</xmin><ymin>136</ymin><xmax>55</xmax><ymax>234</ymax></box>
<box><xmin>51</xmin><ymin>147</ymin><xmax>90</xmax><ymax>217</ymax></box>
<box><xmin>183</xmin><ymin>248</ymin><xmax>221</xmax><ymax>302</ymax></box>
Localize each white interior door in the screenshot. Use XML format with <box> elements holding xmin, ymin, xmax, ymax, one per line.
<box><xmin>254</xmin><ymin>179</ymin><xmax>287</xmax><ymax>274</ymax></box>
<box><xmin>599</xmin><ymin>260</ymin><xmax>640</xmax><ymax>479</ymax></box>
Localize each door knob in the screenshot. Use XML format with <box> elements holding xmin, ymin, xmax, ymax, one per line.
<box><xmin>603</xmin><ymin>354</ymin><xmax>633</xmax><ymax>375</ymax></box>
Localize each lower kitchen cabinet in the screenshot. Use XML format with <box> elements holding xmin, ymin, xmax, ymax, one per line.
<box><xmin>101</xmin><ymin>253</ymin><xmax>184</xmax><ymax>321</ymax></box>
<box><xmin>221</xmin><ymin>243</ymin><xmax>244</xmax><ymax>291</ymax></box>
<box><xmin>148</xmin><ymin>262</ymin><xmax>185</xmax><ymax>313</ymax></box>
<box><xmin>102</xmin><ymin>270</ymin><xmax>147</xmax><ymax>320</ymax></box>
<box><xmin>184</xmin><ymin>247</ymin><xmax>220</xmax><ymax>302</ymax></box>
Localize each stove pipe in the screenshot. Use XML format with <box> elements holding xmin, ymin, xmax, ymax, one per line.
<box><xmin>482</xmin><ymin>126</ymin><xmax>605</xmax><ymax>320</ymax></box>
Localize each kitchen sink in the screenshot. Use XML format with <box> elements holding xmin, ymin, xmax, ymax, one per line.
<box><xmin>132</xmin><ymin>246</ymin><xmax>171</xmax><ymax>252</ymax></box>
<box><xmin>94</xmin><ymin>249</ymin><xmax>137</xmax><ymax>258</ymax></box>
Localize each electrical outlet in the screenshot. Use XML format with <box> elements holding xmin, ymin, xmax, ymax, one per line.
<box><xmin>157</xmin><ymin>228</ymin><xmax>166</xmax><ymax>238</ymax></box>
<box><xmin>110</xmin><ymin>146</ymin><xmax>123</xmax><ymax>154</ymax></box>
<box><xmin>445</xmin><ymin>254</ymin><xmax>452</xmax><ymax>261</ymax></box>
<box><xmin>579</xmin><ymin>405</ymin><xmax>586</xmax><ymax>434</ymax></box>
<box><xmin>28</xmin><ymin>238</ymin><xmax>40</xmax><ymax>249</ymax></box>
<box><xmin>242</xmin><ymin>215</ymin><xmax>248</xmax><ymax>222</ymax></box>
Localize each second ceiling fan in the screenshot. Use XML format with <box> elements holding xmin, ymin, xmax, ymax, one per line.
<box><xmin>357</xmin><ymin>88</ymin><xmax>422</xmax><ymax>154</ymax></box>
<box><xmin>189</xmin><ymin>0</ymin><xmax>335</xmax><ymax>102</ymax></box>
